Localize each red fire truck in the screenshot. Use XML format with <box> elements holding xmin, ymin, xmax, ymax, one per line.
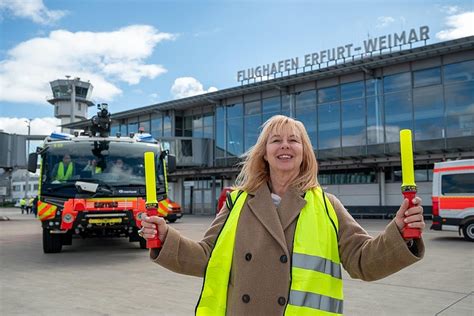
<box><xmin>28</xmin><ymin>104</ymin><xmax>181</xmax><ymax>253</ymax></box>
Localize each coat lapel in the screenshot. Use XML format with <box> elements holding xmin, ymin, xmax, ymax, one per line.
<box><xmin>278</xmin><ymin>187</ymin><xmax>307</xmax><ymax>232</ymax></box>
<box><xmin>247</xmin><ymin>184</ymin><xmax>288</xmax><ymax>253</ymax></box>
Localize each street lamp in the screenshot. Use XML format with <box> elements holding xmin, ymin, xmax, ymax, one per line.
<box><xmin>24</xmin><ymin>119</ymin><xmax>31</xmax><ymax>200</ymax></box>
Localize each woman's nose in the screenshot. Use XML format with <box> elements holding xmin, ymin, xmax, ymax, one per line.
<box><xmin>280</xmin><ymin>140</ymin><xmax>290</xmax><ymax>148</ymax></box>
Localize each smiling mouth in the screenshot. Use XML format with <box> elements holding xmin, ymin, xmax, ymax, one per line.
<box><xmin>277</xmin><ymin>154</ymin><xmax>293</xmax><ymax>160</ymax></box>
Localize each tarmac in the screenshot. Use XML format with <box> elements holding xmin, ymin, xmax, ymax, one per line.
<box><xmin>0</xmin><ymin>207</ymin><xmax>473</xmax><ymax>315</ymax></box>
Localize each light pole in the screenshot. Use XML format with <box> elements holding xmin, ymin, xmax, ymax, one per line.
<box><xmin>24</xmin><ymin>119</ymin><xmax>31</xmax><ymax>200</ymax></box>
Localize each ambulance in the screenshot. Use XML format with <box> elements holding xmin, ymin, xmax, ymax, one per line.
<box><xmin>431</xmin><ymin>159</ymin><xmax>474</xmax><ymax>241</ymax></box>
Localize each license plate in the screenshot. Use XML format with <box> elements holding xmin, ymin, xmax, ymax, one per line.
<box><xmin>89</xmin><ymin>218</ymin><xmax>122</xmax><ymax>224</ymax></box>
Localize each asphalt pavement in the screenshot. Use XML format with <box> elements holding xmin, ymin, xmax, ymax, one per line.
<box><xmin>0</xmin><ymin>207</ymin><xmax>472</xmax><ymax>315</ymax></box>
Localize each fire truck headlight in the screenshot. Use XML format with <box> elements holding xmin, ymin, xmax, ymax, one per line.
<box><xmin>63</xmin><ymin>213</ymin><xmax>74</xmax><ymax>223</ymax></box>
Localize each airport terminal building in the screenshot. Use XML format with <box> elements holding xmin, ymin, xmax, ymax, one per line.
<box><xmin>85</xmin><ymin>32</ymin><xmax>473</xmax><ymax>216</ymax></box>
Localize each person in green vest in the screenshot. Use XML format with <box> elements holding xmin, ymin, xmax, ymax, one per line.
<box><xmin>82</xmin><ymin>159</ymin><xmax>102</xmax><ymax>175</ymax></box>
<box><xmin>53</xmin><ymin>154</ymin><xmax>75</xmax><ymax>182</ymax></box>
<box><xmin>19</xmin><ymin>198</ymin><xmax>27</xmax><ymax>214</ymax></box>
<box><xmin>141</xmin><ymin>115</ymin><xmax>426</xmax><ymax>315</ymax></box>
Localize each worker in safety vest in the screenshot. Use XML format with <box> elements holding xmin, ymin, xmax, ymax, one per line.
<box><xmin>27</xmin><ymin>197</ymin><xmax>34</xmax><ymax>214</ymax></box>
<box><xmin>83</xmin><ymin>159</ymin><xmax>102</xmax><ymax>175</ymax></box>
<box><xmin>141</xmin><ymin>115</ymin><xmax>425</xmax><ymax>315</ymax></box>
<box><xmin>19</xmin><ymin>198</ymin><xmax>26</xmax><ymax>214</ymax></box>
<box><xmin>53</xmin><ymin>154</ymin><xmax>75</xmax><ymax>182</ymax></box>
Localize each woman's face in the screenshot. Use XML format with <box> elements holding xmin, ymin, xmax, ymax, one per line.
<box><xmin>264</xmin><ymin>126</ymin><xmax>303</xmax><ymax>176</ymax></box>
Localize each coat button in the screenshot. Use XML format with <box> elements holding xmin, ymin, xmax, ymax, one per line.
<box><xmin>280</xmin><ymin>255</ymin><xmax>288</xmax><ymax>263</ymax></box>
<box><xmin>278</xmin><ymin>296</ymin><xmax>286</xmax><ymax>306</ymax></box>
<box><xmin>245</xmin><ymin>253</ymin><xmax>252</xmax><ymax>261</ymax></box>
<box><xmin>242</xmin><ymin>294</ymin><xmax>250</xmax><ymax>303</ymax></box>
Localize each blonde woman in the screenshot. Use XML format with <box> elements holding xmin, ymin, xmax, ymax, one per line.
<box><xmin>141</xmin><ymin>115</ymin><xmax>425</xmax><ymax>315</ymax></box>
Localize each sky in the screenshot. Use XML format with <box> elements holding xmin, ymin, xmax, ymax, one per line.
<box><xmin>0</xmin><ymin>0</ymin><xmax>473</xmax><ymax>135</ymax></box>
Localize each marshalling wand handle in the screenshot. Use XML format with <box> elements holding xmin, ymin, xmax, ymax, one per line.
<box><xmin>144</xmin><ymin>152</ymin><xmax>161</xmax><ymax>248</ymax></box>
<box><xmin>400</xmin><ymin>129</ymin><xmax>421</xmax><ymax>239</ymax></box>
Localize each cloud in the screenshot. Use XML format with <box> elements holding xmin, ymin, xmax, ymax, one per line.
<box><xmin>171</xmin><ymin>77</ymin><xmax>218</xmax><ymax>99</ymax></box>
<box><xmin>0</xmin><ymin>0</ymin><xmax>67</xmax><ymax>24</ymax></box>
<box><xmin>376</xmin><ymin>16</ymin><xmax>395</xmax><ymax>28</ymax></box>
<box><xmin>436</xmin><ymin>11</ymin><xmax>474</xmax><ymax>40</ymax></box>
<box><xmin>438</xmin><ymin>5</ymin><xmax>460</xmax><ymax>15</ymax></box>
<box><xmin>0</xmin><ymin>25</ymin><xmax>176</xmax><ymax>104</ymax></box>
<box><xmin>0</xmin><ymin>117</ymin><xmax>60</xmax><ymax>134</ymax></box>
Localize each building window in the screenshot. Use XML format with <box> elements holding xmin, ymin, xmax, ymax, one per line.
<box><xmin>110</xmin><ymin>124</ymin><xmax>120</xmax><ymax>136</ymax></box>
<box><xmin>341</xmin><ymin>98</ymin><xmax>366</xmax><ymax>154</ymax></box>
<box><xmin>318</xmin><ymin>102</ymin><xmax>340</xmax><ymax>149</ymax></box>
<box><xmin>366</xmin><ymin>78</ymin><xmax>382</xmax><ymax>96</ymax></box>
<box><xmin>244</xmin><ymin>100</ymin><xmax>262</xmax><ymax>151</ymax></box>
<box><xmin>366</xmin><ymin>96</ymin><xmax>384</xmax><ymax>145</ymax></box>
<box><xmin>282</xmin><ymin>94</ymin><xmax>291</xmax><ymax>117</ymax></box>
<box><xmin>139</xmin><ymin>115</ymin><xmax>151</xmax><ymax>133</ymax></box>
<box><xmin>445</xmin><ymin>81</ymin><xmax>474</xmax><ymax>138</ymax></box>
<box><xmin>319</xmin><ymin>169</ymin><xmax>376</xmax><ymax>185</ymax></box>
<box><xmin>413</xmin><ymin>86</ymin><xmax>444</xmax><ymax>140</ymax></box>
<box><xmin>193</xmin><ymin>115</ymin><xmax>204</xmax><ymax>138</ymax></box>
<box><xmin>384</xmin><ymin>91</ymin><xmax>413</xmax><ymax>143</ymax></box>
<box><xmin>413</xmin><ymin>67</ymin><xmax>441</xmax><ymax>87</ymax></box>
<box><xmin>318</xmin><ymin>86</ymin><xmax>339</xmax><ymax>103</ymax></box>
<box><xmin>163</xmin><ymin>113</ymin><xmax>172</xmax><ymax>136</ymax></box>
<box><xmin>383</xmin><ymin>72</ymin><xmax>411</xmax><ymax>93</ymax></box>
<box><xmin>128</xmin><ymin>118</ymin><xmax>138</xmax><ymax>134</ymax></box>
<box><xmin>295</xmin><ymin>90</ymin><xmax>317</xmax><ymax>148</ymax></box>
<box><xmin>151</xmin><ymin>114</ymin><xmax>162</xmax><ymax>138</ymax></box>
<box><xmin>262</xmin><ymin>96</ymin><xmax>281</xmax><ymax>122</ymax></box>
<box><xmin>444</xmin><ymin>60</ymin><xmax>474</xmax><ymax>84</ymax></box>
<box><xmin>226</xmin><ymin>103</ymin><xmax>243</xmax><ymax>157</ymax></box>
<box><xmin>216</xmin><ymin>106</ymin><xmax>225</xmax><ymax>159</ymax></box>
<box><xmin>203</xmin><ymin>113</ymin><xmax>214</xmax><ymax>139</ymax></box>
<box><xmin>341</xmin><ymin>81</ymin><xmax>365</xmax><ymax>100</ymax></box>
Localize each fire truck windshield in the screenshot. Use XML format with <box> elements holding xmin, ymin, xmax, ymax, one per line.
<box><xmin>41</xmin><ymin>141</ymin><xmax>164</xmax><ymax>196</ymax></box>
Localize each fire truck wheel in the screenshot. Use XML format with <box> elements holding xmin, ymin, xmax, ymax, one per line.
<box><xmin>43</xmin><ymin>228</ymin><xmax>63</xmax><ymax>253</ymax></box>
<box><xmin>462</xmin><ymin>221</ymin><xmax>474</xmax><ymax>242</ymax></box>
<box><xmin>167</xmin><ymin>218</ymin><xmax>177</xmax><ymax>223</ymax></box>
<box><xmin>139</xmin><ymin>237</ymin><xmax>147</xmax><ymax>249</ymax></box>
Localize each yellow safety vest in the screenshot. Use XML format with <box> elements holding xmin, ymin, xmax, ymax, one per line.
<box><xmin>56</xmin><ymin>162</ymin><xmax>74</xmax><ymax>181</ymax></box>
<box><xmin>196</xmin><ymin>187</ymin><xmax>343</xmax><ymax>316</ymax></box>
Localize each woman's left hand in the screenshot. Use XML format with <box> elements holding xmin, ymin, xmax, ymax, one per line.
<box><xmin>394</xmin><ymin>197</ymin><xmax>425</xmax><ymax>234</ymax></box>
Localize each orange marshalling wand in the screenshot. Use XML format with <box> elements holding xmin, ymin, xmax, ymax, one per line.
<box><xmin>400</xmin><ymin>129</ymin><xmax>421</xmax><ymax>239</ymax></box>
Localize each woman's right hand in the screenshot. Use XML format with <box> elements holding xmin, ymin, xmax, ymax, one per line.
<box><xmin>141</xmin><ymin>215</ymin><xmax>169</xmax><ymax>243</ymax></box>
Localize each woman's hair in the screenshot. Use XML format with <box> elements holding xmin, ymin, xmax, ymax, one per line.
<box><xmin>234</xmin><ymin>115</ymin><xmax>319</xmax><ymax>193</ymax></box>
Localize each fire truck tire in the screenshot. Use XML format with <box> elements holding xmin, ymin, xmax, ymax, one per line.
<box><xmin>462</xmin><ymin>221</ymin><xmax>474</xmax><ymax>242</ymax></box>
<box><xmin>43</xmin><ymin>229</ymin><xmax>63</xmax><ymax>253</ymax></box>
<box><xmin>139</xmin><ymin>237</ymin><xmax>147</xmax><ymax>249</ymax></box>
<box><xmin>167</xmin><ymin>218</ymin><xmax>177</xmax><ymax>223</ymax></box>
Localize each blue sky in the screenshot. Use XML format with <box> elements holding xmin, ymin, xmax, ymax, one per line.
<box><xmin>0</xmin><ymin>0</ymin><xmax>473</xmax><ymax>134</ymax></box>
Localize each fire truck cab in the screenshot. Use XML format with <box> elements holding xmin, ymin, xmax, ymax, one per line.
<box><xmin>431</xmin><ymin>159</ymin><xmax>474</xmax><ymax>241</ymax></box>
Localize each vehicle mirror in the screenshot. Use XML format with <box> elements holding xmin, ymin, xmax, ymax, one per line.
<box><xmin>167</xmin><ymin>155</ymin><xmax>176</xmax><ymax>174</ymax></box>
<box><xmin>28</xmin><ymin>153</ymin><xmax>38</xmax><ymax>173</ymax></box>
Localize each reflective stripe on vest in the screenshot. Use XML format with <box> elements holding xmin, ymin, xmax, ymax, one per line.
<box><xmin>196</xmin><ymin>187</ymin><xmax>343</xmax><ymax>316</ymax></box>
<box><xmin>57</xmin><ymin>162</ymin><xmax>73</xmax><ymax>181</ymax></box>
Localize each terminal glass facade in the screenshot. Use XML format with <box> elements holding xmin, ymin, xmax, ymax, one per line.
<box><xmin>110</xmin><ymin>59</ymin><xmax>474</xmax><ymax>183</ymax></box>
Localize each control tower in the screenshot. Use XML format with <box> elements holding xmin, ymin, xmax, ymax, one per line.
<box><xmin>47</xmin><ymin>77</ymin><xmax>94</xmax><ymax>133</ymax></box>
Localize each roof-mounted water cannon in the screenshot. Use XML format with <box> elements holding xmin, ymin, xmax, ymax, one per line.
<box><xmin>90</xmin><ymin>103</ymin><xmax>111</xmax><ymax>137</ymax></box>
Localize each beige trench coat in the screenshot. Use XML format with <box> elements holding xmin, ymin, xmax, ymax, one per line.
<box><xmin>152</xmin><ymin>184</ymin><xmax>424</xmax><ymax>315</ymax></box>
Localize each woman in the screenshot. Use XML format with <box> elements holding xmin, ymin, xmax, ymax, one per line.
<box><xmin>141</xmin><ymin>115</ymin><xmax>425</xmax><ymax>315</ymax></box>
